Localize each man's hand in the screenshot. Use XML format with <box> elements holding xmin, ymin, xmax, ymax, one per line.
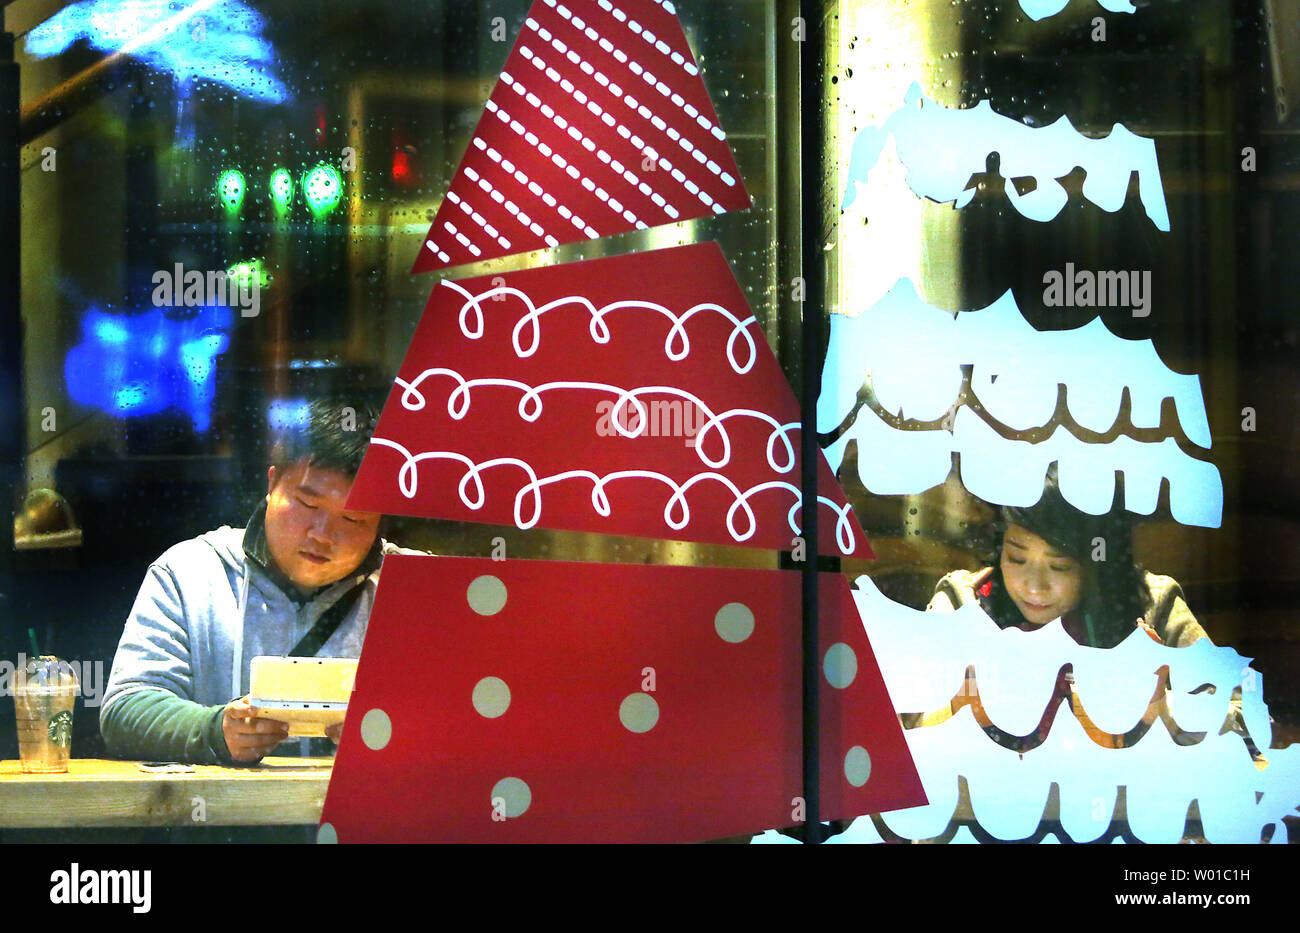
<box><xmin>222</xmin><ymin>696</ymin><xmax>289</xmax><ymax>762</ymax></box>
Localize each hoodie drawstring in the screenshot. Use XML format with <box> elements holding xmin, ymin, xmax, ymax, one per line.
<box><xmin>232</xmin><ymin>565</ymin><xmax>249</xmax><ymax>700</ymax></box>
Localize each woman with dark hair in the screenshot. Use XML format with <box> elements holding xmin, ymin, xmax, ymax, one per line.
<box><xmin>928</xmin><ymin>474</ymin><xmax>1207</xmax><ymax>648</ymax></box>
<box><xmin>920</xmin><ymin>469</ymin><xmax>1217</xmax><ymax>751</ymax></box>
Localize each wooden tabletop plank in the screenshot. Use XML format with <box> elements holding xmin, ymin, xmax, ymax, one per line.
<box><xmin>0</xmin><ymin>758</ymin><xmax>333</xmax><ymax>828</ymax></box>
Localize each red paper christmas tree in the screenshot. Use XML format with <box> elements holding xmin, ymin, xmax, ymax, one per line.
<box><xmin>322</xmin><ymin>0</ymin><xmax>925</xmax><ymax>842</ymax></box>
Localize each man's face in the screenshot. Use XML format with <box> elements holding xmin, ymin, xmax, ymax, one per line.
<box><xmin>264</xmin><ymin>460</ymin><xmax>381</xmax><ymax>595</ymax></box>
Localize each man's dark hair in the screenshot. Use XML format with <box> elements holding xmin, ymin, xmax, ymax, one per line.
<box><xmin>270</xmin><ymin>399</ymin><xmax>379</xmax><ymax>479</ymax></box>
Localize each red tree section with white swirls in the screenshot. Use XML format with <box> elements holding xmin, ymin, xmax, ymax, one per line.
<box><xmin>348</xmin><ymin>241</ymin><xmax>871</xmax><ymax>559</ymax></box>
<box><xmin>412</xmin><ymin>0</ymin><xmax>751</xmax><ymax>273</ymax></box>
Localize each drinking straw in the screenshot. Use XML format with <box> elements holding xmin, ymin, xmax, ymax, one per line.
<box><xmin>27</xmin><ymin>627</ymin><xmax>39</xmax><ymax>659</ymax></box>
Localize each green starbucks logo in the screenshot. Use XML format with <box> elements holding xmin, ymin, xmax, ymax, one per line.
<box><xmin>47</xmin><ymin>710</ymin><xmax>72</xmax><ymax>748</ymax></box>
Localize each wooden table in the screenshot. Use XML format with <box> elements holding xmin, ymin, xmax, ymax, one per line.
<box><xmin>0</xmin><ymin>758</ymin><xmax>333</xmax><ymax>829</ymax></box>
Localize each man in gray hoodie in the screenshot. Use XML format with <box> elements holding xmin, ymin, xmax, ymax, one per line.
<box><xmin>101</xmin><ymin>400</ymin><xmax>392</xmax><ymax>764</ymax></box>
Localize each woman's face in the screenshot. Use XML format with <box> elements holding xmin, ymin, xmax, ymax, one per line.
<box><xmin>999</xmin><ymin>522</ymin><xmax>1085</xmax><ymax>626</ymax></box>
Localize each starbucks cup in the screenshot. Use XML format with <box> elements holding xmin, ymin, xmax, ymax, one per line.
<box><xmin>13</xmin><ymin>656</ymin><xmax>78</xmax><ymax>773</ymax></box>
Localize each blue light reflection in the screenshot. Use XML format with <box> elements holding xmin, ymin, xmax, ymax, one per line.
<box><xmin>26</xmin><ymin>0</ymin><xmax>289</xmax><ymax>104</ymax></box>
<box><xmin>65</xmin><ymin>304</ymin><xmax>232</xmax><ymax>431</ymax></box>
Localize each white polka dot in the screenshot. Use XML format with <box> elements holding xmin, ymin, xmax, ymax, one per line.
<box><xmin>823</xmin><ymin>643</ymin><xmax>858</xmax><ymax>689</ymax></box>
<box><xmin>316</xmin><ymin>822</ymin><xmax>337</xmax><ymax>844</ymax></box>
<box><xmin>491</xmin><ymin>777</ymin><xmax>532</xmax><ymax>818</ymax></box>
<box><xmin>714</xmin><ymin>602</ymin><xmax>754</xmax><ymax>643</ymax></box>
<box><xmin>619</xmin><ymin>692</ymin><xmax>659</xmax><ymax>733</ymax></box>
<box><xmin>360</xmin><ymin>708</ymin><xmax>392</xmax><ymax>750</ymax></box>
<box><xmin>467</xmin><ymin>575</ymin><xmax>507</xmax><ymax>615</ymax></box>
<box><xmin>844</xmin><ymin>746</ymin><xmax>871</xmax><ymax>787</ymax></box>
<box><xmin>472</xmin><ymin>676</ymin><xmax>512</xmax><ymax>718</ymax></box>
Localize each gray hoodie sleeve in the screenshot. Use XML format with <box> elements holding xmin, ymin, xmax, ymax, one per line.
<box><xmin>102</xmin><ymin>562</ymin><xmax>203</xmax><ymax>708</ymax></box>
<box><xmin>100</xmin><ymin>561</ymin><xmax>237</xmax><ymax>763</ymax></box>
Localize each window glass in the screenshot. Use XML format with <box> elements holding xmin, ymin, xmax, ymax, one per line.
<box><xmin>6</xmin><ymin>1</ymin><xmax>779</xmax><ymax>839</ymax></box>
<box><xmin>15</xmin><ymin>0</ymin><xmax>782</xmax><ymax>560</ymax></box>
<box><xmin>823</xmin><ymin>0</ymin><xmax>1299</xmax><ymax>843</ymax></box>
<box><xmin>4</xmin><ymin>0</ymin><xmax>1296</xmax><ymax>844</ymax></box>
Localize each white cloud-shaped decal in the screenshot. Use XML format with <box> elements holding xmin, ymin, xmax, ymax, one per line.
<box><xmin>843</xmin><ymin>84</ymin><xmax>1169</xmax><ymax>231</ymax></box>
<box><xmin>848</xmin><ymin>576</ymin><xmax>1296</xmax><ymax>844</ymax></box>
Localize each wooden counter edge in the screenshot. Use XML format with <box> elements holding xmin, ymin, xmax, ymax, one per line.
<box><xmin>0</xmin><ymin>758</ymin><xmax>333</xmax><ymax>828</ymax></box>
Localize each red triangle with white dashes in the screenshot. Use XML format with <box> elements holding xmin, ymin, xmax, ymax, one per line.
<box><xmin>412</xmin><ymin>0</ymin><xmax>752</xmax><ymax>274</ymax></box>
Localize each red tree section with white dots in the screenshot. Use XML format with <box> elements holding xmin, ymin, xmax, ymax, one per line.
<box><xmin>412</xmin><ymin>0</ymin><xmax>752</xmax><ymax>273</ymax></box>
<box><xmin>348</xmin><ymin>241</ymin><xmax>872</xmax><ymax>559</ymax></box>
<box><xmin>318</xmin><ymin>555</ymin><xmax>925</xmax><ymax>843</ymax></box>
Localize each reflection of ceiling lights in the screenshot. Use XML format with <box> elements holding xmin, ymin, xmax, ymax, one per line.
<box><xmin>217</xmin><ymin>164</ymin><xmax>348</xmax><ymax>220</ymax></box>
<box><xmin>25</xmin><ymin>0</ymin><xmax>290</xmax><ymax>104</ymax></box>
<box><xmin>217</xmin><ymin>168</ymin><xmax>245</xmax><ymax>216</ymax></box>
<box><xmin>227</xmin><ymin>258</ymin><xmax>270</xmax><ymax>290</ymax></box>
<box><xmin>303</xmin><ymin>164</ymin><xmax>343</xmax><ymax>220</ymax></box>
<box><xmin>270</xmin><ymin>168</ymin><xmax>294</xmax><ymax>215</ymax></box>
